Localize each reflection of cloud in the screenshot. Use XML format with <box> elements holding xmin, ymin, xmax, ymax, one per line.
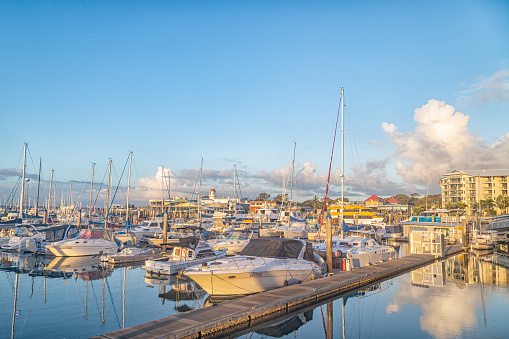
<box><xmin>388</xmin><ymin>273</ymin><xmax>478</xmax><ymax>339</ymax></box>
<box><xmin>382</xmin><ymin>99</ymin><xmax>509</xmax><ymax>187</ymax></box>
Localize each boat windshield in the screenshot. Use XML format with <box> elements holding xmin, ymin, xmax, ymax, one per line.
<box><xmin>77</xmin><ymin>229</ymin><xmax>115</xmax><ymax>241</ymax></box>
<box><xmin>226</xmin><ymin>231</ymin><xmax>249</xmax><ymax>240</ymax></box>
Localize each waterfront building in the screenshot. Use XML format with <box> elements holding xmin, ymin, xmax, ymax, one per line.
<box><xmin>439</xmin><ymin>169</ymin><xmax>509</xmax><ymax>216</ymax></box>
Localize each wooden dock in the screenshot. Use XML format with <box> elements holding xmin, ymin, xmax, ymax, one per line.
<box><xmin>95</xmin><ymin>244</ymin><xmax>464</xmax><ymax>339</ymax></box>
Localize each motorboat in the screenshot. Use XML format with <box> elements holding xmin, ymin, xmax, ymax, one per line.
<box><xmin>183</xmin><ymin>237</ymin><xmax>323</xmax><ymax>296</ymax></box>
<box><xmin>45</xmin><ymin>229</ymin><xmax>123</xmax><ymax>257</ymax></box>
<box><xmin>100</xmin><ymin>247</ymin><xmax>163</xmax><ymax>264</ymax></box>
<box><xmin>1</xmin><ymin>225</ymin><xmax>46</xmax><ymax>252</ymax></box>
<box><xmin>210</xmin><ymin>229</ymin><xmax>258</xmax><ymax>255</ymax></box>
<box><xmin>259</xmin><ymin>208</ymin><xmax>310</xmax><ymax>239</ymax></box>
<box><xmin>147</xmin><ymin>225</ymin><xmax>204</xmax><ymax>247</ymax></box>
<box><xmin>143</xmin><ymin>236</ymin><xmax>226</xmax><ymax>275</ymax></box>
<box><xmin>313</xmin><ymin>235</ymin><xmax>397</xmax><ymax>271</ymax></box>
<box><xmin>131</xmin><ymin>220</ymin><xmax>164</xmax><ymax>241</ymax></box>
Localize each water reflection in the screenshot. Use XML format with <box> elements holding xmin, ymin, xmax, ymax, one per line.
<box><xmin>2</xmin><ymin>250</ymin><xmax>509</xmax><ymax>338</ymax></box>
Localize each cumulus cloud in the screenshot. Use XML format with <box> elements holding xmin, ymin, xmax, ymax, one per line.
<box><xmin>382</xmin><ymin>99</ymin><xmax>509</xmax><ymax>187</ymax></box>
<box><xmin>458</xmin><ymin>69</ymin><xmax>509</xmax><ymax>105</ymax></box>
<box><xmin>0</xmin><ymin>168</ymin><xmax>22</xmax><ymax>180</ymax></box>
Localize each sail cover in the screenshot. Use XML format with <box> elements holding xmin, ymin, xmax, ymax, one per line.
<box><xmin>239</xmin><ymin>237</ymin><xmax>314</xmax><ymax>261</ymax></box>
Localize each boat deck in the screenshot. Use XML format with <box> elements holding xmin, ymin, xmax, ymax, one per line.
<box><xmin>95</xmin><ymin>244</ymin><xmax>464</xmax><ymax>339</ymax></box>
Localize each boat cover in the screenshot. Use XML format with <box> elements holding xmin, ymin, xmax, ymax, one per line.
<box><xmin>43</xmin><ymin>224</ymin><xmax>76</xmax><ymax>241</ymax></box>
<box><xmin>77</xmin><ymin>229</ymin><xmax>116</xmax><ymax>242</ymax></box>
<box><xmin>239</xmin><ymin>237</ymin><xmax>314</xmax><ymax>261</ymax></box>
<box><xmin>176</xmin><ymin>236</ymin><xmax>200</xmax><ymax>249</ymax></box>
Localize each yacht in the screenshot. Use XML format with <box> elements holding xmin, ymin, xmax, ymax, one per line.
<box><xmin>45</xmin><ymin>229</ymin><xmax>123</xmax><ymax>257</ymax></box>
<box><xmin>260</xmin><ymin>209</ymin><xmax>310</xmax><ymax>239</ymax></box>
<box><xmin>313</xmin><ymin>235</ymin><xmax>397</xmax><ymax>271</ymax></box>
<box><xmin>209</xmin><ymin>229</ymin><xmax>258</xmax><ymax>255</ymax></box>
<box><xmin>143</xmin><ymin>237</ymin><xmax>226</xmax><ymax>275</ymax></box>
<box><xmin>183</xmin><ymin>237</ymin><xmax>323</xmax><ymax>296</ymax></box>
<box><xmin>1</xmin><ymin>225</ymin><xmax>46</xmax><ymax>252</ymax></box>
<box><xmin>131</xmin><ymin>220</ymin><xmax>164</xmax><ymax>241</ymax></box>
<box><xmin>327</xmin><ymin>204</ymin><xmax>384</xmax><ymax>225</ymax></box>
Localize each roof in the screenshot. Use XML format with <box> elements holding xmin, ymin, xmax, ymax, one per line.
<box><xmin>387</xmin><ymin>197</ymin><xmax>401</xmax><ymax>204</ymax></box>
<box><xmin>365</xmin><ymin>194</ymin><xmax>383</xmax><ymax>202</ymax></box>
<box><xmin>443</xmin><ymin>169</ymin><xmax>509</xmax><ymax>177</ymax></box>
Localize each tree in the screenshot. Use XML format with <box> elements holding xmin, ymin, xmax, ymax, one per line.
<box><xmin>274</xmin><ymin>194</ymin><xmax>288</xmax><ymax>203</ymax></box>
<box><xmin>256</xmin><ymin>193</ymin><xmax>270</xmax><ymax>201</ymax></box>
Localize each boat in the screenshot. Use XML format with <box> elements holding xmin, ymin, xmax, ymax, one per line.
<box><xmin>45</xmin><ymin>228</ymin><xmax>123</xmax><ymax>257</ymax></box>
<box><xmin>183</xmin><ymin>237</ymin><xmax>323</xmax><ymax>296</ymax></box>
<box><xmin>130</xmin><ymin>220</ymin><xmax>164</xmax><ymax>241</ymax></box>
<box><xmin>327</xmin><ymin>204</ymin><xmax>384</xmax><ymax>226</ymax></box>
<box><xmin>209</xmin><ymin>229</ymin><xmax>258</xmax><ymax>255</ymax></box>
<box><xmin>1</xmin><ymin>225</ymin><xmax>46</xmax><ymax>252</ymax></box>
<box><xmin>147</xmin><ymin>225</ymin><xmax>204</xmax><ymax>247</ymax></box>
<box><xmin>100</xmin><ymin>247</ymin><xmax>163</xmax><ymax>264</ymax></box>
<box><xmin>143</xmin><ymin>236</ymin><xmax>226</xmax><ymax>275</ymax></box>
<box><xmin>313</xmin><ymin>235</ymin><xmax>397</xmax><ymax>271</ymax></box>
<box><xmin>260</xmin><ymin>208</ymin><xmax>310</xmax><ymax>239</ymax></box>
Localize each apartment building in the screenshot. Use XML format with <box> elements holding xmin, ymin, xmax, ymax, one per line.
<box><xmin>439</xmin><ymin>169</ymin><xmax>509</xmax><ymax>215</ymax></box>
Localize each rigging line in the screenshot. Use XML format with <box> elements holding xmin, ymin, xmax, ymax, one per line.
<box><xmin>70</xmin><ymin>166</ymin><xmax>93</xmax><ymax>215</ymax></box>
<box><xmin>17</xmin><ymin>278</ymin><xmax>44</xmax><ymax>339</ymax></box>
<box><xmin>105</xmin><ymin>278</ymin><xmax>122</xmax><ymax>329</ymax></box>
<box><xmin>106</xmin><ymin>154</ymin><xmax>130</xmax><ymax>218</ymax></box>
<box><xmin>73</xmin><ymin>275</ymin><xmax>86</xmax><ymax>316</ymax></box>
<box><xmin>319</xmin><ymin>306</ymin><xmax>327</xmax><ymax>338</ymax></box>
<box><xmin>320</xmin><ymin>91</ymin><xmax>342</xmax><ymax>229</ymax></box>
<box><xmin>92</xmin><ymin>165</ymin><xmax>109</xmax><ymax>211</ymax></box>
<box><xmin>90</xmin><ymin>281</ymin><xmax>102</xmax><ymax>323</ymax></box>
<box><xmin>26</xmin><ymin>144</ymin><xmax>38</xmax><ymax>179</ymax></box>
<box><xmin>367</xmin><ymin>292</ymin><xmax>379</xmax><ymax>339</ymax></box>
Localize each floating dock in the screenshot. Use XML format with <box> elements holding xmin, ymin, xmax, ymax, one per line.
<box><xmin>95</xmin><ymin>244</ymin><xmax>464</xmax><ymax>339</ymax></box>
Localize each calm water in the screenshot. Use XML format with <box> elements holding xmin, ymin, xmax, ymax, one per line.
<box><xmin>1</xmin><ymin>248</ymin><xmax>508</xmax><ymax>339</ymax></box>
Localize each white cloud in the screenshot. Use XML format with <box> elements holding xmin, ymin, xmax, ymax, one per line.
<box><xmin>382</xmin><ymin>99</ymin><xmax>509</xmax><ymax>187</ymax></box>
<box><xmin>458</xmin><ymin>69</ymin><xmax>509</xmax><ymax>105</ymax></box>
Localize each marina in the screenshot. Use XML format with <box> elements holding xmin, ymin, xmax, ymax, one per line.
<box><xmin>2</xmin><ymin>243</ymin><xmax>509</xmax><ymax>338</ymax></box>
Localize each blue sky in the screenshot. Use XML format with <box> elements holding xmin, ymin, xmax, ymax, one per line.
<box><xmin>1</xmin><ymin>1</ymin><xmax>508</xmax><ymax>206</ymax></box>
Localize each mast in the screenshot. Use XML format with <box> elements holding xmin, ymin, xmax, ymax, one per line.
<box><xmin>233</xmin><ymin>164</ymin><xmax>237</xmax><ymax>200</ymax></box>
<box><xmin>105</xmin><ymin>159</ymin><xmax>112</xmax><ymax>226</ymax></box>
<box><xmin>19</xmin><ymin>142</ymin><xmax>27</xmax><ymax>218</ymax></box>
<box><xmin>161</xmin><ymin>165</ymin><xmax>165</xmax><ymax>215</ymax></box>
<box><xmin>35</xmin><ymin>158</ymin><xmax>41</xmax><ymax>217</ymax></box>
<box><xmin>89</xmin><ymin>163</ymin><xmax>95</xmax><ymax>223</ymax></box>
<box><xmin>340</xmin><ymin>88</ymin><xmax>345</xmax><ymax>239</ymax></box>
<box><xmin>290</xmin><ymin>142</ymin><xmax>296</xmax><ymax>206</ymax></box>
<box><xmin>126</xmin><ymin>152</ymin><xmax>132</xmax><ymax>227</ymax></box>
<box><xmin>198</xmin><ymin>157</ymin><xmax>203</xmax><ymax>225</ymax></box>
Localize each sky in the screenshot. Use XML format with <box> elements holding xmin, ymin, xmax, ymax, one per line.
<box><xmin>1</xmin><ymin>1</ymin><xmax>509</xmax><ymax>207</ymax></box>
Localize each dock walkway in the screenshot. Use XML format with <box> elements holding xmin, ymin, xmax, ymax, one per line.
<box><xmin>95</xmin><ymin>244</ymin><xmax>464</xmax><ymax>339</ymax></box>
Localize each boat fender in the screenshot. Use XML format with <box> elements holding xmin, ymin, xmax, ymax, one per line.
<box><xmin>284</xmin><ymin>280</ymin><xmax>289</xmax><ymax>286</ymax></box>
<box><xmin>311</xmin><ymin>273</ymin><xmax>316</xmax><ymax>280</ymax></box>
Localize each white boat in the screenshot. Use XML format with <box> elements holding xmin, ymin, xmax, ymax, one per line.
<box><xmin>1</xmin><ymin>225</ymin><xmax>46</xmax><ymax>252</ymax></box>
<box><xmin>45</xmin><ymin>229</ymin><xmax>123</xmax><ymax>257</ymax></box>
<box><xmin>100</xmin><ymin>247</ymin><xmax>162</xmax><ymax>264</ymax></box>
<box><xmin>184</xmin><ymin>237</ymin><xmax>323</xmax><ymax>296</ymax></box>
<box><xmin>210</xmin><ymin>229</ymin><xmax>258</xmax><ymax>255</ymax></box>
<box><xmin>131</xmin><ymin>220</ymin><xmax>164</xmax><ymax>241</ymax></box>
<box><xmin>143</xmin><ymin>237</ymin><xmax>226</xmax><ymax>275</ymax></box>
<box><xmin>260</xmin><ymin>209</ymin><xmax>310</xmax><ymax>239</ymax></box>
<box><xmin>313</xmin><ymin>235</ymin><xmax>397</xmax><ymax>271</ymax></box>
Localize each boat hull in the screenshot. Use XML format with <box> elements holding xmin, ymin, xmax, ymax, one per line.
<box><xmin>185</xmin><ymin>268</ymin><xmax>318</xmax><ymax>296</ymax></box>
<box><xmin>46</xmin><ymin>240</ymin><xmax>119</xmax><ymax>257</ymax></box>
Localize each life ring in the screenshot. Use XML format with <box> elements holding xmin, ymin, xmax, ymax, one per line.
<box><xmin>334</xmin><ymin>249</ymin><xmax>342</xmax><ymax>257</ymax></box>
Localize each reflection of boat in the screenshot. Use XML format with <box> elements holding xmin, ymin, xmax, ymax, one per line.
<box><xmin>158</xmin><ymin>278</ymin><xmax>207</xmax><ymax>302</ymax></box>
<box><xmin>184</xmin><ymin>237</ymin><xmax>323</xmax><ymax>296</ymax></box>
<box><xmin>255</xmin><ymin>310</ymin><xmax>313</xmax><ymax>337</ymax></box>
<box><xmin>210</xmin><ymin>230</ymin><xmax>258</xmax><ymax>255</ymax></box>
<box><xmin>143</xmin><ymin>237</ymin><xmax>226</xmax><ymax>275</ymax></box>
<box><xmin>43</xmin><ymin>256</ymin><xmax>111</xmax><ymax>280</ymax></box>
<box><xmin>46</xmin><ymin>229</ymin><xmax>123</xmax><ymax>256</ymax></box>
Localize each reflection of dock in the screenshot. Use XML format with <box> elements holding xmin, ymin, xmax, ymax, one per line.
<box><xmin>95</xmin><ymin>244</ymin><xmax>464</xmax><ymax>339</ymax></box>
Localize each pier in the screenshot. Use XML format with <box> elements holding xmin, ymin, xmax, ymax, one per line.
<box><xmin>95</xmin><ymin>243</ymin><xmax>464</xmax><ymax>339</ymax></box>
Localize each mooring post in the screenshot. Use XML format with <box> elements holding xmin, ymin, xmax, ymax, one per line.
<box><xmin>326</xmin><ymin>215</ymin><xmax>333</xmax><ymax>274</ymax></box>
